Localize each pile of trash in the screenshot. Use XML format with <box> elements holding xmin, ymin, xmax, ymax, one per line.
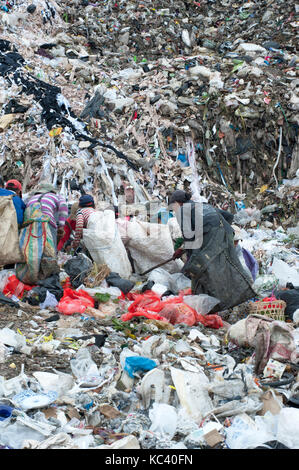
<box><xmin>0</xmin><ymin>217</ymin><xmax>299</xmax><ymax>449</ymax></box>
<box><xmin>0</xmin><ymin>0</ymin><xmax>298</xmax><ymax>206</ymax></box>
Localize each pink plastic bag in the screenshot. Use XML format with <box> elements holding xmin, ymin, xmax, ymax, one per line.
<box><xmin>196</xmin><ymin>314</ymin><xmax>223</xmax><ymax>329</ymax></box>
<box><xmin>159</xmin><ymin>303</ymin><xmax>197</xmax><ymax>326</ymax></box>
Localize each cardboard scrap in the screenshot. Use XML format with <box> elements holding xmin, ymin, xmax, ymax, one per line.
<box><xmin>99</xmin><ymin>404</ymin><xmax>121</xmax><ymax>419</ymax></box>
<box><xmin>203</xmin><ymin>429</ymin><xmax>224</xmax><ymax>448</ymax></box>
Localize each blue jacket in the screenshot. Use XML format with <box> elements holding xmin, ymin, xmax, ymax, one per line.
<box><xmin>0</xmin><ymin>188</ymin><xmax>26</xmax><ymax>225</ymax></box>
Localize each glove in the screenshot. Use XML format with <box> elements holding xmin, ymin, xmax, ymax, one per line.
<box><xmin>174</xmin><ymin>237</ymin><xmax>184</xmax><ymax>250</ymax></box>
<box><xmin>172</xmin><ymin>248</ymin><xmax>184</xmax><ymax>260</ymax></box>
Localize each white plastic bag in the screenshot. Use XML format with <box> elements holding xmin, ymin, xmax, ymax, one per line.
<box><xmin>0</xmin><ymin>328</ymin><xmax>28</xmax><ymax>353</ymax></box>
<box><xmin>225</xmin><ymin>414</ymin><xmax>274</xmax><ymax>449</ymax></box>
<box><xmin>148</xmin><ymin>268</ymin><xmax>191</xmax><ymax>294</ymax></box>
<box><xmin>70</xmin><ymin>348</ymin><xmax>100</xmax><ymax>385</ymax></box>
<box><xmin>149</xmin><ymin>403</ymin><xmax>177</xmax><ymax>439</ymax></box>
<box><xmin>228</xmin><ymin>319</ymin><xmax>248</xmax><ymax>347</ymax></box>
<box><xmin>39</xmin><ymin>291</ymin><xmax>58</xmax><ymax>309</ymax></box>
<box><xmin>83</xmin><ymin>285</ymin><xmax>122</xmax><ymax>298</ymax></box>
<box><xmin>32</xmin><ymin>371</ymin><xmax>74</xmax><ymax>398</ymax></box>
<box><xmin>253</xmin><ymin>274</ymin><xmax>279</xmax><ymax>295</ymax></box>
<box><xmin>0</xmin><ymin>422</ymin><xmax>45</xmax><ymax>449</ymax></box>
<box><xmin>148</xmin><ymin>268</ymin><xmax>172</xmax><ymax>286</ymax></box>
<box><xmin>271</xmin><ymin>257</ymin><xmax>299</xmax><ymax>287</ymax></box>
<box><xmin>276</xmin><ymin>408</ymin><xmax>299</xmax><ymax>449</ymax></box>
<box><xmin>0</xmin><ymin>341</ymin><xmax>9</xmax><ymax>363</ymax></box>
<box><xmin>183</xmin><ymin>294</ymin><xmax>220</xmax><ymax>314</ymax></box>
<box><xmin>168</xmin><ymin>273</ymin><xmax>191</xmax><ymax>293</ymax></box>
<box><xmin>170</xmin><ymin>367</ymin><xmax>213</xmax><ymax>422</ymax></box>
<box><xmin>83</xmin><ymin>210</ymin><xmax>132</xmax><ymax>278</ymax></box>
<box><xmin>0</xmin><ymin>269</ymin><xmax>15</xmax><ymax>293</ymax></box>
<box><xmin>167</xmin><ymin>217</ymin><xmax>182</xmax><ymax>240</ymax></box>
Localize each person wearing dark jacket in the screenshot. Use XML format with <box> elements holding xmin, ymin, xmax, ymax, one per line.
<box><xmin>169</xmin><ymin>190</ymin><xmax>255</xmax><ymax>311</ymax></box>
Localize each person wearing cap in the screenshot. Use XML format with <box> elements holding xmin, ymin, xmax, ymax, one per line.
<box><xmin>168</xmin><ymin>189</ymin><xmax>255</xmax><ymax>311</ymax></box>
<box><xmin>25</xmin><ymin>182</ymin><xmax>68</xmax><ymax>251</ymax></box>
<box><xmin>0</xmin><ymin>178</ymin><xmax>26</xmax><ymax>225</ymax></box>
<box><xmin>71</xmin><ymin>195</ymin><xmax>96</xmax><ymax>251</ymax></box>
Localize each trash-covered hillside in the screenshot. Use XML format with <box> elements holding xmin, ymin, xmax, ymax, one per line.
<box><xmin>0</xmin><ymin>0</ymin><xmax>298</xmax><ymax>451</ymax></box>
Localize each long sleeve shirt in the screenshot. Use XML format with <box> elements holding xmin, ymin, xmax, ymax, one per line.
<box><xmin>26</xmin><ymin>192</ymin><xmax>68</xmax><ymax>229</ymax></box>
<box><xmin>73</xmin><ymin>207</ymin><xmax>96</xmax><ymax>247</ymax></box>
<box><xmin>0</xmin><ymin>188</ymin><xmax>26</xmax><ymax>225</ymax></box>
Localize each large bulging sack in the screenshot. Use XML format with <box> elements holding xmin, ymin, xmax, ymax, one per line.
<box><xmin>0</xmin><ymin>196</ymin><xmax>23</xmax><ymax>265</ymax></box>
<box><xmin>83</xmin><ymin>210</ymin><xmax>132</xmax><ymax>279</ymax></box>
<box><xmin>126</xmin><ymin>219</ymin><xmax>183</xmax><ymax>274</ymax></box>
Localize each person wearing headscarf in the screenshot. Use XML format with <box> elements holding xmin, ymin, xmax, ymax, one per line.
<box><xmin>0</xmin><ymin>178</ymin><xmax>26</xmax><ymax>226</ymax></box>
<box><xmin>25</xmin><ymin>182</ymin><xmax>68</xmax><ymax>251</ymax></box>
<box><xmin>71</xmin><ymin>195</ymin><xmax>96</xmax><ymax>250</ymax></box>
<box><xmin>169</xmin><ymin>189</ymin><xmax>255</xmax><ymax>311</ymax></box>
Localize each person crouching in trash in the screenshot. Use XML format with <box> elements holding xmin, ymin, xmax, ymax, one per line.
<box><xmin>169</xmin><ymin>190</ymin><xmax>256</xmax><ymax>312</ymax></box>
<box><xmin>71</xmin><ymin>195</ymin><xmax>96</xmax><ymax>252</ymax></box>
<box><xmin>58</xmin><ymin>202</ymin><xmax>79</xmax><ymax>252</ymax></box>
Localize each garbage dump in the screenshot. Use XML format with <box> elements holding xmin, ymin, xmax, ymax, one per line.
<box><xmin>0</xmin><ymin>0</ymin><xmax>299</xmax><ymax>453</ymax></box>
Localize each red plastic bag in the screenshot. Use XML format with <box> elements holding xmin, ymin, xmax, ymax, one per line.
<box><xmin>57</xmin><ymin>288</ymin><xmax>94</xmax><ymax>315</ymax></box>
<box><xmin>3</xmin><ymin>275</ymin><xmax>35</xmax><ymax>299</ymax></box>
<box><xmin>159</xmin><ymin>303</ymin><xmax>197</xmax><ymax>326</ymax></box>
<box><xmin>128</xmin><ymin>291</ymin><xmax>164</xmax><ymax>313</ymax></box>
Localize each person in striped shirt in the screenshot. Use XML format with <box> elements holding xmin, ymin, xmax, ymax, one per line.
<box><xmin>25</xmin><ymin>182</ymin><xmax>68</xmax><ymax>251</ymax></box>
<box><xmin>71</xmin><ymin>194</ymin><xmax>96</xmax><ymax>251</ymax></box>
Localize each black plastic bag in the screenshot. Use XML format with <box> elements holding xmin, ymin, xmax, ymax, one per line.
<box><xmin>275</xmin><ymin>288</ymin><xmax>299</xmax><ymax>320</ymax></box>
<box><xmin>64</xmin><ymin>254</ymin><xmax>93</xmax><ymax>289</ymax></box>
<box><xmin>106</xmin><ymin>272</ymin><xmax>135</xmax><ymax>294</ymax></box>
<box><xmin>38</xmin><ymin>274</ymin><xmax>64</xmax><ymax>301</ymax></box>
<box><xmin>24</xmin><ymin>286</ymin><xmax>48</xmax><ymax>305</ymax></box>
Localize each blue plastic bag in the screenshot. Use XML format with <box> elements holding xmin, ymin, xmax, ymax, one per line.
<box><xmin>124</xmin><ymin>356</ymin><xmax>157</xmax><ymax>378</ymax></box>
